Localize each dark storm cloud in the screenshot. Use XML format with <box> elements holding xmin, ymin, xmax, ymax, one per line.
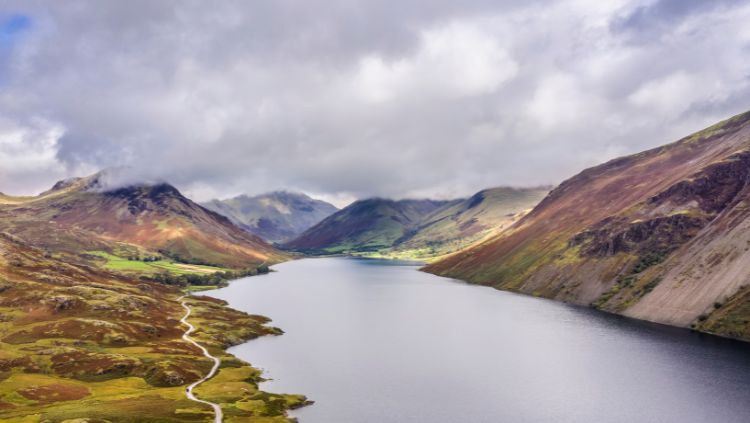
<box><xmin>0</xmin><ymin>0</ymin><xmax>749</xmax><ymax>205</ymax></box>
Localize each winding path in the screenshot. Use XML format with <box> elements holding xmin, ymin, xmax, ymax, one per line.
<box><xmin>179</xmin><ymin>296</ymin><xmax>223</xmax><ymax>423</ymax></box>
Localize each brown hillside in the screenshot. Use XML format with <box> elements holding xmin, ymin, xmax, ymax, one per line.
<box><xmin>0</xmin><ymin>172</ymin><xmax>288</xmax><ymax>268</ymax></box>
<box><xmin>425</xmin><ymin>110</ymin><xmax>750</xmax><ymax>340</ymax></box>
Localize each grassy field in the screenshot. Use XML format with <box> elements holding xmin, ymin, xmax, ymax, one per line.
<box><xmin>88</xmin><ymin>251</ymin><xmax>227</xmax><ymax>275</ymax></box>
<box><xmin>0</xmin><ymin>284</ymin><xmax>308</xmax><ymax>422</ymax></box>
<box><xmin>0</xmin><ymin>236</ymin><xmax>308</xmax><ymax>422</ymax></box>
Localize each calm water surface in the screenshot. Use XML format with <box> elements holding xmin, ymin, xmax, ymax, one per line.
<box><xmin>204</xmin><ymin>258</ymin><xmax>750</xmax><ymax>423</ymax></box>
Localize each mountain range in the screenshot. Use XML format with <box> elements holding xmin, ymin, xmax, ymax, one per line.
<box><xmin>285</xmin><ymin>199</ymin><xmax>453</xmax><ymax>254</ymax></box>
<box><xmin>284</xmin><ymin>187</ymin><xmax>549</xmax><ymax>259</ymax></box>
<box><xmin>425</xmin><ymin>110</ymin><xmax>750</xmax><ymax>340</ymax></box>
<box><xmin>0</xmin><ymin>171</ymin><xmax>288</xmax><ymax>269</ymax></box>
<box><xmin>201</xmin><ymin>191</ymin><xmax>338</xmax><ymax>243</ymax></box>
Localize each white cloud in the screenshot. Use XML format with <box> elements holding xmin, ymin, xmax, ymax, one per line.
<box><xmin>525</xmin><ymin>74</ymin><xmax>605</xmax><ymax>130</ymax></box>
<box><xmin>356</xmin><ymin>23</ymin><xmax>518</xmax><ymax>103</ymax></box>
<box><xmin>0</xmin><ymin>118</ymin><xmax>67</xmax><ymax>194</ymax></box>
<box><xmin>0</xmin><ymin>0</ymin><xmax>749</xmax><ymax>201</ymax></box>
<box><xmin>628</xmin><ymin>71</ymin><xmax>725</xmax><ymax>117</ymax></box>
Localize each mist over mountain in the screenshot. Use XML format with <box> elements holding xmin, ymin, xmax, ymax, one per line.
<box><xmin>3</xmin><ymin>1</ymin><xmax>749</xmax><ymax>203</ymax></box>
<box><xmin>0</xmin><ymin>171</ymin><xmax>288</xmax><ymax>268</ymax></box>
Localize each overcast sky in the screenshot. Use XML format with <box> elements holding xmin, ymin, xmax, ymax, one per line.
<box><xmin>0</xmin><ymin>0</ymin><xmax>749</xmax><ymax>206</ymax></box>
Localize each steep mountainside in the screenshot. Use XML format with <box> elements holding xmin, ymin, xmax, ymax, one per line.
<box><xmin>425</xmin><ymin>110</ymin><xmax>750</xmax><ymax>341</ymax></box>
<box><xmin>284</xmin><ymin>199</ymin><xmax>453</xmax><ymax>254</ymax></box>
<box><xmin>0</xmin><ymin>172</ymin><xmax>288</xmax><ymax>268</ymax></box>
<box><xmin>202</xmin><ymin>191</ymin><xmax>338</xmax><ymax>243</ymax></box>
<box><xmin>389</xmin><ymin>187</ymin><xmax>549</xmax><ymax>259</ymax></box>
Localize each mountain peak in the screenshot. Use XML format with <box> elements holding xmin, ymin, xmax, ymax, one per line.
<box><xmin>81</xmin><ymin>168</ymin><xmax>169</xmax><ymax>193</ymax></box>
<box><xmin>2</xmin><ymin>170</ymin><xmax>288</xmax><ymax>268</ymax></box>
<box><xmin>201</xmin><ymin>191</ymin><xmax>339</xmax><ymax>243</ymax></box>
<box><xmin>284</xmin><ymin>196</ymin><xmax>461</xmax><ymax>253</ymax></box>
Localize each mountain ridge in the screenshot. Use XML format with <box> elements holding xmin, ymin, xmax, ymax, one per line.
<box><xmin>389</xmin><ymin>186</ymin><xmax>550</xmax><ymax>259</ymax></box>
<box><xmin>284</xmin><ymin>198</ymin><xmax>455</xmax><ymax>254</ymax></box>
<box><xmin>284</xmin><ymin>187</ymin><xmax>549</xmax><ymax>259</ymax></box>
<box><xmin>201</xmin><ymin>191</ymin><xmax>338</xmax><ymax>243</ymax></box>
<box><xmin>0</xmin><ymin>171</ymin><xmax>289</xmax><ymax>269</ymax></box>
<box><xmin>425</xmin><ymin>109</ymin><xmax>750</xmax><ymax>341</ymax></box>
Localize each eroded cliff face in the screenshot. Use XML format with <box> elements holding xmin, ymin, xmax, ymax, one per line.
<box><xmin>425</xmin><ymin>110</ymin><xmax>750</xmax><ymax>340</ymax></box>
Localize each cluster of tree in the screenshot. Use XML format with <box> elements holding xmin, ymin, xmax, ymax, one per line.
<box><xmin>141</xmin><ymin>264</ymin><xmax>269</xmax><ymax>287</ymax></box>
<box><xmin>156</xmin><ymin>250</ymin><xmax>219</xmax><ymax>267</ymax></box>
<box><xmin>126</xmin><ymin>255</ymin><xmax>161</xmax><ymax>262</ymax></box>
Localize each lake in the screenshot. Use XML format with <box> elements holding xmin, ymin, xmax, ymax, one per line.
<box><xmin>203</xmin><ymin>257</ymin><xmax>750</xmax><ymax>423</ymax></box>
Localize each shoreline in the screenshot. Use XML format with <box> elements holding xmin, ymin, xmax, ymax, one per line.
<box><xmin>417</xmin><ymin>264</ymin><xmax>750</xmax><ymax>344</ymax></box>
<box><xmin>186</xmin><ymin>256</ymin><xmax>750</xmax><ymax>423</ymax></box>
<box><xmin>199</xmin><ymin>263</ymin><xmax>316</xmax><ymax>420</ymax></box>
<box><xmin>304</xmin><ymin>253</ymin><xmax>750</xmax><ymax>345</ymax></box>
<box><xmin>189</xmin><ymin>268</ymin><xmax>314</xmax><ymax>421</ymax></box>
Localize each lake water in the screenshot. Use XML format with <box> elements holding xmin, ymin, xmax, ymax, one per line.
<box><xmin>203</xmin><ymin>257</ymin><xmax>750</xmax><ymax>423</ymax></box>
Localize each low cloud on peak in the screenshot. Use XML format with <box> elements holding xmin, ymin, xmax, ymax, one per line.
<box><xmin>0</xmin><ymin>0</ymin><xmax>749</xmax><ymax>202</ymax></box>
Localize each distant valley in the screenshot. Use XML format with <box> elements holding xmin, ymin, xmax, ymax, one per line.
<box><xmin>284</xmin><ymin>198</ymin><xmax>453</xmax><ymax>255</ymax></box>
<box><xmin>284</xmin><ymin>187</ymin><xmax>549</xmax><ymax>260</ymax></box>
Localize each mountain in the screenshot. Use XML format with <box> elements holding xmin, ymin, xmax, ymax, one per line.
<box><xmin>283</xmin><ymin>188</ymin><xmax>549</xmax><ymax>258</ymax></box>
<box><xmin>202</xmin><ymin>191</ymin><xmax>338</xmax><ymax>243</ymax></box>
<box><xmin>425</xmin><ymin>110</ymin><xmax>750</xmax><ymax>341</ymax></box>
<box><xmin>0</xmin><ymin>171</ymin><xmax>288</xmax><ymax>269</ymax></box>
<box><xmin>284</xmin><ymin>198</ymin><xmax>454</xmax><ymax>254</ymax></box>
<box><xmin>388</xmin><ymin>187</ymin><xmax>550</xmax><ymax>259</ymax></box>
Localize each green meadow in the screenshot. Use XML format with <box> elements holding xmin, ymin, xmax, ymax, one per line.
<box><xmin>88</xmin><ymin>251</ymin><xmax>226</xmax><ymax>275</ymax></box>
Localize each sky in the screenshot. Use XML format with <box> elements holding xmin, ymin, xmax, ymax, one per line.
<box><xmin>0</xmin><ymin>0</ymin><xmax>749</xmax><ymax>207</ymax></box>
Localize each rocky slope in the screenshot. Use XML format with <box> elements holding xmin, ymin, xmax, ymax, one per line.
<box><xmin>202</xmin><ymin>191</ymin><xmax>338</xmax><ymax>243</ymax></box>
<box><xmin>425</xmin><ymin>110</ymin><xmax>750</xmax><ymax>341</ymax></box>
<box><xmin>284</xmin><ymin>199</ymin><xmax>454</xmax><ymax>254</ymax></box>
<box><xmin>0</xmin><ymin>171</ymin><xmax>288</xmax><ymax>269</ymax></box>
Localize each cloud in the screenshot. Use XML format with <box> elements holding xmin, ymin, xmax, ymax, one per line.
<box><xmin>0</xmin><ymin>117</ymin><xmax>66</xmax><ymax>193</ymax></box>
<box><xmin>356</xmin><ymin>23</ymin><xmax>518</xmax><ymax>102</ymax></box>
<box><xmin>627</xmin><ymin>71</ymin><xmax>728</xmax><ymax>117</ymax></box>
<box><xmin>0</xmin><ymin>0</ymin><xmax>749</xmax><ymax>201</ymax></box>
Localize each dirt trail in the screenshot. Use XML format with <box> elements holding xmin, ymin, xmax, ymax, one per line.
<box><xmin>179</xmin><ymin>296</ymin><xmax>223</xmax><ymax>423</ymax></box>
